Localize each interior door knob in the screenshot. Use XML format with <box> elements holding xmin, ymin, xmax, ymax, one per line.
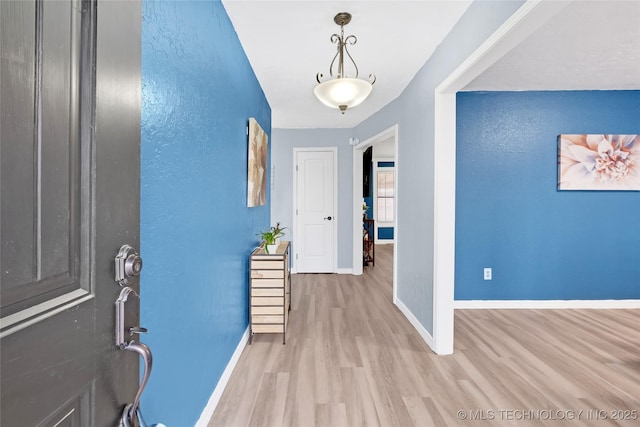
<box><xmin>324</xmin><ymin>216</ymin><xmax>332</xmax><ymax>220</ymax></box>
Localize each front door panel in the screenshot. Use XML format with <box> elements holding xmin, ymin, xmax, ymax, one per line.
<box><xmin>0</xmin><ymin>1</ymin><xmax>141</xmax><ymax>425</ymax></box>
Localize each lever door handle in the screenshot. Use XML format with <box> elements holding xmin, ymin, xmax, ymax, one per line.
<box><xmin>129</xmin><ymin>326</ymin><xmax>148</xmax><ymax>336</ymax></box>
<box><xmin>122</xmin><ymin>340</ymin><xmax>153</xmax><ymax>423</ymax></box>
<box><xmin>324</xmin><ymin>216</ymin><xmax>332</xmax><ymax>220</ymax></box>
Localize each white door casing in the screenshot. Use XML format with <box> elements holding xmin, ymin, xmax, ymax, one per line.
<box><xmin>432</xmin><ymin>0</ymin><xmax>572</xmax><ymax>355</ymax></box>
<box><xmin>293</xmin><ymin>148</ymin><xmax>337</xmax><ymax>273</ymax></box>
<box><xmin>352</xmin><ymin>125</ymin><xmax>398</xmax><ymax>284</ymax></box>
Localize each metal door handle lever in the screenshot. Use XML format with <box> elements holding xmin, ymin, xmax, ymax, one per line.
<box><xmin>121</xmin><ymin>340</ymin><xmax>153</xmax><ymax>426</ymax></box>
<box><xmin>324</xmin><ymin>216</ymin><xmax>332</xmax><ymax>220</ymax></box>
<box><xmin>130</xmin><ymin>326</ymin><xmax>148</xmax><ymax>335</ymax></box>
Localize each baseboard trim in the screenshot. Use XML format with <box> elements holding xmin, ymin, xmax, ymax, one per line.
<box><xmin>374</xmin><ymin>239</ymin><xmax>395</xmax><ymax>245</ymax></box>
<box><xmin>292</xmin><ymin>269</ymin><xmax>353</xmax><ymax>275</ymax></box>
<box><xmin>454</xmin><ymin>300</ymin><xmax>640</xmax><ymax>309</ymax></box>
<box><xmin>195</xmin><ymin>327</ymin><xmax>249</xmax><ymax>427</ymax></box>
<box><xmin>394</xmin><ymin>296</ymin><xmax>435</xmax><ymax>350</ymax></box>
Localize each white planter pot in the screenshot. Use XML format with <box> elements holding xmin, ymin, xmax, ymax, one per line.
<box><xmin>266</xmin><ymin>244</ymin><xmax>278</xmax><ymax>254</ymax></box>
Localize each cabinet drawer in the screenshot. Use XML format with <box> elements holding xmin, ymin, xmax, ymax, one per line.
<box><xmin>252</xmin><ymin>288</ymin><xmax>283</xmax><ymax>297</ymax></box>
<box><xmin>251</xmin><ymin>270</ymin><xmax>284</xmax><ymax>279</ymax></box>
<box><xmin>251</xmin><ymin>297</ymin><xmax>284</xmax><ymax>306</ymax></box>
<box><xmin>251</xmin><ymin>278</ymin><xmax>284</xmax><ymax>288</ymax></box>
<box><xmin>252</xmin><ymin>324</ymin><xmax>284</xmax><ymax>333</ymax></box>
<box><xmin>251</xmin><ymin>260</ymin><xmax>284</xmax><ymax>270</ymax></box>
<box><xmin>252</xmin><ymin>315</ymin><xmax>284</xmax><ymax>324</ymax></box>
<box><xmin>252</xmin><ymin>306</ymin><xmax>283</xmax><ymax>315</ymax></box>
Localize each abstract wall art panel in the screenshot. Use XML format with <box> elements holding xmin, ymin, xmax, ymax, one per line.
<box><xmin>247</xmin><ymin>118</ymin><xmax>268</xmax><ymax>206</ymax></box>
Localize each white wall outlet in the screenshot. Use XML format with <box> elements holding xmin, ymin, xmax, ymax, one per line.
<box><xmin>484</xmin><ymin>268</ymin><xmax>492</xmax><ymax>280</ymax></box>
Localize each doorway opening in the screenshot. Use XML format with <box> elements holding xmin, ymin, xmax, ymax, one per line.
<box><xmin>351</xmin><ymin>125</ymin><xmax>399</xmax><ymax>301</ymax></box>
<box><xmin>432</xmin><ymin>1</ymin><xmax>572</xmax><ymax>354</ymax></box>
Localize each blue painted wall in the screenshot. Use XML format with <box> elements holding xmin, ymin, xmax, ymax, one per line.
<box><xmin>141</xmin><ymin>1</ymin><xmax>270</xmax><ymax>425</ymax></box>
<box><xmin>378</xmin><ymin>227</ymin><xmax>394</xmax><ymax>240</ymax></box>
<box><xmin>456</xmin><ymin>91</ymin><xmax>640</xmax><ymax>300</ymax></box>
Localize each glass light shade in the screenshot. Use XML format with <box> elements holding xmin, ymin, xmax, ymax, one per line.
<box><xmin>314</xmin><ymin>77</ymin><xmax>373</xmax><ymax>111</ymax></box>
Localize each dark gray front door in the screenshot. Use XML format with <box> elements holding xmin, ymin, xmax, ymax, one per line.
<box><xmin>0</xmin><ymin>0</ymin><xmax>141</xmax><ymax>425</ymax></box>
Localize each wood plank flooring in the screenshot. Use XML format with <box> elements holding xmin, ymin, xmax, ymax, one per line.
<box><xmin>209</xmin><ymin>244</ymin><xmax>640</xmax><ymax>426</ymax></box>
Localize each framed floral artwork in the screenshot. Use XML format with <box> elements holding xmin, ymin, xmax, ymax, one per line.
<box><xmin>247</xmin><ymin>118</ymin><xmax>268</xmax><ymax>206</ymax></box>
<box><xmin>558</xmin><ymin>134</ymin><xmax>639</xmax><ymax>191</ymax></box>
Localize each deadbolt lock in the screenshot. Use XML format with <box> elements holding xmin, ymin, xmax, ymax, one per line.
<box><xmin>115</xmin><ymin>245</ymin><xmax>143</xmax><ymax>287</ymax></box>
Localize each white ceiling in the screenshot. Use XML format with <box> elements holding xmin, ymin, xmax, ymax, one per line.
<box><xmin>222</xmin><ymin>0</ymin><xmax>472</xmax><ymax>128</ymax></box>
<box><xmin>464</xmin><ymin>0</ymin><xmax>640</xmax><ymax>91</ymax></box>
<box><xmin>223</xmin><ymin>0</ymin><xmax>640</xmax><ymax>129</ymax></box>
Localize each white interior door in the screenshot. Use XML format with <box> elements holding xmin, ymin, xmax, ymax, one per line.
<box><xmin>295</xmin><ymin>149</ymin><xmax>336</xmax><ymax>273</ymax></box>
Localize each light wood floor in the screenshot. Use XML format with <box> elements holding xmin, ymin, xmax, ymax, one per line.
<box><xmin>209</xmin><ymin>244</ymin><xmax>640</xmax><ymax>426</ymax></box>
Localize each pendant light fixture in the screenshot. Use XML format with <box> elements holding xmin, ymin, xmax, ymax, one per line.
<box><xmin>314</xmin><ymin>12</ymin><xmax>376</xmax><ymax>114</ymax></box>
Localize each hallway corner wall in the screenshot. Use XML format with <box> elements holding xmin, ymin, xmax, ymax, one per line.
<box><xmin>353</xmin><ymin>0</ymin><xmax>526</xmax><ymax>336</ymax></box>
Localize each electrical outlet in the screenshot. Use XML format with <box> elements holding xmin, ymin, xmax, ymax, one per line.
<box><xmin>484</xmin><ymin>268</ymin><xmax>492</xmax><ymax>280</ymax></box>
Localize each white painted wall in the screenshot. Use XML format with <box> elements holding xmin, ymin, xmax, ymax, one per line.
<box><xmin>372</xmin><ymin>137</ymin><xmax>395</xmax><ymax>158</ymax></box>
<box><xmin>271</xmin><ymin>128</ymin><xmax>353</xmax><ymax>270</ymax></box>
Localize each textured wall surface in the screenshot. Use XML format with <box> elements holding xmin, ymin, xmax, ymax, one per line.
<box><xmin>456</xmin><ymin>91</ymin><xmax>640</xmax><ymax>300</ymax></box>
<box><xmin>141</xmin><ymin>1</ymin><xmax>270</xmax><ymax>425</ymax></box>
<box><xmin>353</xmin><ymin>0</ymin><xmax>525</xmax><ymax>334</ymax></box>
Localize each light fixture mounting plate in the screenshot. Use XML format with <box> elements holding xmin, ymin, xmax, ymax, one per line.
<box><xmin>334</xmin><ymin>12</ymin><xmax>352</xmax><ymax>26</ymax></box>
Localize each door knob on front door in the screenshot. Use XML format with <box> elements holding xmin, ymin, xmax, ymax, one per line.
<box><xmin>324</xmin><ymin>216</ymin><xmax>332</xmax><ymax>220</ymax></box>
<box><xmin>115</xmin><ymin>245</ymin><xmax>143</xmax><ymax>287</ymax></box>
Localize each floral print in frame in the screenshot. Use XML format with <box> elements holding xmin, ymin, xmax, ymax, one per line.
<box><xmin>558</xmin><ymin>134</ymin><xmax>639</xmax><ymax>190</ymax></box>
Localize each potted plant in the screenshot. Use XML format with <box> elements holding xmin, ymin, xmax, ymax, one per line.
<box><xmin>272</xmin><ymin>222</ymin><xmax>287</xmax><ymax>244</ymax></box>
<box><xmin>257</xmin><ymin>223</ymin><xmax>287</xmax><ymax>254</ymax></box>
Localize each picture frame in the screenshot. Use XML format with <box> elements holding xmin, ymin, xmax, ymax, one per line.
<box><xmin>247</xmin><ymin>118</ymin><xmax>268</xmax><ymax>206</ymax></box>
<box><xmin>558</xmin><ymin>134</ymin><xmax>639</xmax><ymax>191</ymax></box>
